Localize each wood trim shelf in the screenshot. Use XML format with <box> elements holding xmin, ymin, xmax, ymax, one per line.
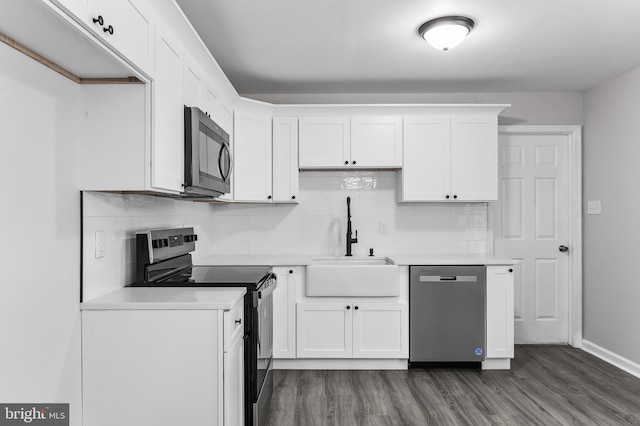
<box><xmin>0</xmin><ymin>31</ymin><xmax>142</xmax><ymax>85</ymax></box>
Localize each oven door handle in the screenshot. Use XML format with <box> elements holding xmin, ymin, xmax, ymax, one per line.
<box><xmin>257</xmin><ymin>279</ymin><xmax>277</xmax><ymax>300</ymax></box>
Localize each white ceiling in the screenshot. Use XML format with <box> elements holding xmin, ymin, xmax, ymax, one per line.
<box><xmin>176</xmin><ymin>0</ymin><xmax>640</xmax><ymax>96</ymax></box>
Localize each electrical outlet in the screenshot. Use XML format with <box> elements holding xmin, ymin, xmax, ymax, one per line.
<box><xmin>587</xmin><ymin>200</ymin><xmax>601</xmax><ymax>215</ymax></box>
<box><xmin>95</xmin><ymin>231</ymin><xmax>106</xmax><ymax>258</ymax></box>
<box><xmin>379</xmin><ymin>220</ymin><xmax>389</xmax><ymax>234</ymax></box>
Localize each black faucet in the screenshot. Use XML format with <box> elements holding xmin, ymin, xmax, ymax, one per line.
<box><xmin>346</xmin><ymin>197</ymin><xmax>358</xmax><ymax>256</ymax></box>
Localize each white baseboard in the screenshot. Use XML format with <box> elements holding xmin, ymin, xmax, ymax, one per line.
<box><xmin>273</xmin><ymin>358</ymin><xmax>407</xmax><ymax>370</ymax></box>
<box><xmin>582</xmin><ymin>339</ymin><xmax>640</xmax><ymax>379</ymax></box>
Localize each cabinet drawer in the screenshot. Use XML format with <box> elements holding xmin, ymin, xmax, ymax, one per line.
<box><xmin>223</xmin><ymin>301</ymin><xmax>244</xmax><ymax>352</ymax></box>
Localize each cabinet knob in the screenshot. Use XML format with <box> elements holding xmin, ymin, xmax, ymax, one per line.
<box><xmin>508</xmin><ymin>268</ymin><xmax>513</xmax><ymax>273</ymax></box>
<box><xmin>92</xmin><ymin>15</ymin><xmax>104</xmax><ymax>26</ymax></box>
<box><xmin>453</xmin><ymin>195</ymin><xmax>458</xmax><ymax>199</ymax></box>
<box><xmin>445</xmin><ymin>195</ymin><xmax>450</xmax><ymax>199</ymax></box>
<box><xmin>103</xmin><ymin>25</ymin><xmax>114</xmax><ymax>35</ymax></box>
<box><xmin>346</xmin><ymin>305</ymin><xmax>351</xmax><ymax>310</ymax></box>
<box><xmin>291</xmin><ymin>195</ymin><xmax>296</xmax><ymax>200</ymax></box>
<box><xmin>352</xmin><ymin>160</ymin><xmax>356</xmax><ymax>165</ymax></box>
<box><xmin>344</xmin><ymin>160</ymin><xmax>349</xmax><ymax>165</ymax></box>
<box><xmin>267</xmin><ymin>195</ymin><xmax>272</xmax><ymax>200</ymax></box>
<box><xmin>354</xmin><ymin>306</ymin><xmax>359</xmax><ymax>310</ymax></box>
<box><xmin>289</xmin><ymin>269</ymin><xmax>293</xmax><ymax>274</ymax></box>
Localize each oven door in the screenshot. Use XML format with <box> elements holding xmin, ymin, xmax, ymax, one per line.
<box><xmin>254</xmin><ymin>276</ymin><xmax>276</xmax><ymax>424</ymax></box>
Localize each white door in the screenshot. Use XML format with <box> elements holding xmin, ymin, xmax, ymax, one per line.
<box><xmin>493</xmin><ymin>132</ymin><xmax>570</xmax><ymax>343</ymax></box>
<box><xmin>401</xmin><ymin>116</ymin><xmax>451</xmax><ymax>201</ymax></box>
<box><xmin>233</xmin><ymin>110</ymin><xmax>272</xmax><ymax>202</ymax></box>
<box><xmin>350</xmin><ymin>116</ymin><xmax>402</xmax><ymax>167</ymax></box>
<box><xmin>352</xmin><ymin>303</ymin><xmax>408</xmax><ymax>358</ymax></box>
<box><xmin>152</xmin><ymin>28</ymin><xmax>183</xmax><ymax>192</ymax></box>
<box><xmin>298</xmin><ymin>117</ymin><xmax>350</xmax><ymax>168</ymax></box>
<box><xmin>296</xmin><ymin>303</ymin><xmax>352</xmax><ymax>358</ymax></box>
<box><xmin>450</xmin><ymin>115</ymin><xmax>498</xmax><ymax>201</ymax></box>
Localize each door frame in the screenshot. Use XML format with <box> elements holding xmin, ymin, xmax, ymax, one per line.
<box><xmin>489</xmin><ymin>125</ymin><xmax>583</xmax><ymax>347</ymax></box>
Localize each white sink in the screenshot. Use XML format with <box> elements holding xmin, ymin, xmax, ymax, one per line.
<box><xmin>306</xmin><ymin>257</ymin><xmax>399</xmax><ymax>297</ymax></box>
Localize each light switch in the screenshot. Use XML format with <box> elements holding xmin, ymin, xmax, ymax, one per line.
<box><xmin>587</xmin><ymin>200</ymin><xmax>601</xmax><ymax>215</ymax></box>
<box><xmin>379</xmin><ymin>220</ymin><xmax>389</xmax><ymax>234</ymax></box>
<box><xmin>95</xmin><ymin>231</ymin><xmax>106</xmax><ymax>258</ymax></box>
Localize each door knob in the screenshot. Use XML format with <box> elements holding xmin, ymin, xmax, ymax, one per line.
<box><xmin>559</xmin><ymin>245</ymin><xmax>569</xmax><ymax>253</ymax></box>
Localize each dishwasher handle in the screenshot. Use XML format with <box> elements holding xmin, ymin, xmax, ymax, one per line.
<box><xmin>419</xmin><ymin>275</ymin><xmax>479</xmax><ymax>282</ymax></box>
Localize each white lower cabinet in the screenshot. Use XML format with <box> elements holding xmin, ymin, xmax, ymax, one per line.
<box><xmin>296</xmin><ymin>302</ymin><xmax>408</xmax><ymax>359</ymax></box>
<box><xmin>82</xmin><ymin>303</ymin><xmax>243</xmax><ymax>426</ymax></box>
<box><xmin>486</xmin><ymin>265</ymin><xmax>515</xmax><ymax>359</ymax></box>
<box><xmin>273</xmin><ymin>267</ymin><xmax>300</xmax><ymax>358</ymax></box>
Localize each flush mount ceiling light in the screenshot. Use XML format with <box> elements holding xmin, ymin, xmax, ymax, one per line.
<box><xmin>418</xmin><ymin>16</ymin><xmax>475</xmax><ymax>51</ymax></box>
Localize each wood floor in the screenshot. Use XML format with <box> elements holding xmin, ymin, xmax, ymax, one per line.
<box><xmin>265</xmin><ymin>345</ymin><xmax>640</xmax><ymax>425</ymax></box>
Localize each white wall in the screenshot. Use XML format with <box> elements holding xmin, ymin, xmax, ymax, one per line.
<box><xmin>82</xmin><ymin>171</ymin><xmax>489</xmax><ymax>298</ymax></box>
<box><xmin>249</xmin><ymin>92</ymin><xmax>584</xmax><ymax>126</ymax></box>
<box><xmin>0</xmin><ymin>44</ymin><xmax>81</xmax><ymax>424</ymax></box>
<box><xmin>207</xmin><ymin>171</ymin><xmax>488</xmax><ymax>256</ymax></box>
<box><xmin>583</xmin><ymin>65</ymin><xmax>640</xmax><ymax>365</ymax></box>
<box><xmin>82</xmin><ymin>192</ymin><xmax>216</xmax><ymax>301</ymax></box>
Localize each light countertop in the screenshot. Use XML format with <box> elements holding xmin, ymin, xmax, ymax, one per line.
<box><xmin>81</xmin><ymin>287</ymin><xmax>246</xmax><ymax>310</ymax></box>
<box><xmin>195</xmin><ymin>254</ymin><xmax>517</xmax><ymax>267</ymax></box>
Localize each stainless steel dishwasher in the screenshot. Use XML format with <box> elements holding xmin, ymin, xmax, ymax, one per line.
<box><xmin>409</xmin><ymin>265</ymin><xmax>486</xmax><ymax>364</ymax></box>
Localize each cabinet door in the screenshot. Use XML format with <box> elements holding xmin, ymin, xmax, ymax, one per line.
<box><xmin>296</xmin><ymin>303</ymin><xmax>352</xmax><ymax>358</ymax></box>
<box><xmin>400</xmin><ymin>116</ymin><xmax>451</xmax><ymax>201</ymax></box>
<box><xmin>272</xmin><ymin>117</ymin><xmax>299</xmax><ymax>203</ymax></box>
<box><xmin>233</xmin><ymin>110</ymin><xmax>273</xmax><ymax>202</ymax></box>
<box><xmin>272</xmin><ymin>267</ymin><xmax>299</xmax><ymax>358</ymax></box>
<box><xmin>203</xmin><ymin>84</ymin><xmax>219</xmax><ymax>123</ymax></box>
<box><xmin>151</xmin><ymin>27</ymin><xmax>183</xmax><ymax>192</ymax></box>
<box><xmin>52</xmin><ymin>0</ymin><xmax>96</xmax><ymax>28</ymax></box>
<box><xmin>450</xmin><ymin>115</ymin><xmax>498</xmax><ymax>201</ymax></box>
<box><xmin>350</xmin><ymin>116</ymin><xmax>402</xmax><ymax>168</ymax></box>
<box><xmin>352</xmin><ymin>303</ymin><xmax>408</xmax><ymax>358</ymax></box>
<box><xmin>223</xmin><ymin>332</ymin><xmax>244</xmax><ymax>426</ymax></box>
<box><xmin>183</xmin><ymin>58</ymin><xmax>203</xmax><ymax>109</ymax></box>
<box><xmin>299</xmin><ymin>117</ymin><xmax>350</xmax><ymax>168</ymax></box>
<box><xmin>486</xmin><ymin>266</ymin><xmax>515</xmax><ymax>358</ymax></box>
<box><xmin>99</xmin><ymin>0</ymin><xmax>153</xmax><ymax>75</ymax></box>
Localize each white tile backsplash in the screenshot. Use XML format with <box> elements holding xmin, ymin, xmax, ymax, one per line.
<box><xmin>82</xmin><ymin>171</ymin><xmax>489</xmax><ymax>299</ymax></box>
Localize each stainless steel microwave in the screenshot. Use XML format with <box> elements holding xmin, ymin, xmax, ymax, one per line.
<box><xmin>183</xmin><ymin>106</ymin><xmax>232</xmax><ymax>198</ymax></box>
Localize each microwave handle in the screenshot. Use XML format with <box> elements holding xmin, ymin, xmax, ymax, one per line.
<box><xmin>219</xmin><ymin>141</ymin><xmax>233</xmax><ymax>181</ymax></box>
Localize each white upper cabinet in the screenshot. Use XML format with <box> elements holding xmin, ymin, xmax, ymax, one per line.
<box><xmin>182</xmin><ymin>57</ymin><xmax>203</xmax><ymax>110</ymax></box>
<box><xmin>350</xmin><ymin>116</ymin><xmax>402</xmax><ymax>167</ymax></box>
<box><xmin>401</xmin><ymin>116</ymin><xmax>451</xmax><ymax>201</ymax></box>
<box><xmin>151</xmin><ymin>24</ymin><xmax>183</xmax><ymax>193</ymax></box>
<box><xmin>299</xmin><ymin>117</ymin><xmax>350</xmax><ymax>168</ymax></box>
<box><xmin>450</xmin><ymin>115</ymin><xmax>498</xmax><ymax>201</ymax></box>
<box><xmin>53</xmin><ymin>0</ymin><xmax>154</xmax><ymax>76</ymax></box>
<box><xmin>272</xmin><ymin>118</ymin><xmax>299</xmax><ymax>203</ymax></box>
<box><xmin>400</xmin><ymin>113</ymin><xmax>499</xmax><ymax>202</ymax></box>
<box><xmin>233</xmin><ymin>110</ymin><xmax>299</xmax><ymax>204</ymax></box>
<box><xmin>299</xmin><ymin>116</ymin><xmax>402</xmax><ymax>168</ymax></box>
<box><xmin>233</xmin><ymin>110</ymin><xmax>273</xmax><ymax>202</ymax></box>
<box><xmin>203</xmin><ymin>84</ymin><xmax>220</xmax><ymax>123</ymax></box>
